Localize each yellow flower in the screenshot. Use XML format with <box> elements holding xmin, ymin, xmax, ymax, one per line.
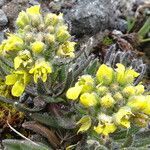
<box><xmin>44</xmin><ymin>13</ymin><xmax>63</xmax><ymax>26</ymax></box>
<box><xmin>0</xmin><ymin>34</ymin><xmax>23</xmax><ymax>55</ymax></box>
<box><xmin>16</xmin><ymin>11</ymin><xmax>30</xmax><ymax>28</ymax></box>
<box><xmin>96</xmin><ymin>85</ymin><xmax>108</xmax><ymax>96</ymax></box>
<box><xmin>80</xmin><ymin>92</ymin><xmax>97</xmax><ymax>107</ymax></box>
<box><xmin>96</xmin><ymin>64</ymin><xmax>113</xmax><ymax>85</ymax></box>
<box><xmin>29</xmin><ymin>59</ymin><xmax>52</xmax><ymax>83</ymax></box>
<box><xmin>116</xmin><ymin>63</ymin><xmax>139</xmax><ymax>85</ymax></box>
<box><xmin>125</xmin><ymin>68</ymin><xmax>139</xmax><ymax>84</ymax></box>
<box><xmin>116</xmin><ymin>63</ymin><xmax>125</xmax><ymax>85</ymax></box>
<box><xmin>45</xmin><ymin>34</ymin><xmax>55</xmax><ymax>45</ymax></box>
<box><xmin>66</xmin><ymin>86</ymin><xmax>82</xmax><ymax>100</ymax></box>
<box><xmin>113</xmin><ymin>92</ymin><xmax>123</xmax><ymax>101</ymax></box>
<box><xmin>76</xmin><ymin>75</ymin><xmax>94</xmax><ymax>93</ymax></box>
<box><xmin>5</xmin><ymin>70</ymin><xmax>30</xmax><ymax>97</ymax></box>
<box><xmin>14</xmin><ymin>50</ymin><xmax>32</xmax><ymax>69</ymax></box>
<box><xmin>76</xmin><ymin>116</ymin><xmax>91</xmax><ymax>133</ymax></box>
<box><xmin>133</xmin><ymin>113</ymin><xmax>149</xmax><ymax>127</ymax></box>
<box><xmin>100</xmin><ymin>93</ymin><xmax>115</xmax><ymax>108</ymax></box>
<box><xmin>56</xmin><ymin>26</ymin><xmax>71</xmax><ymax>43</ymax></box>
<box><xmin>57</xmin><ymin>41</ymin><xmax>76</xmax><ymax>58</ymax></box>
<box><xmin>114</xmin><ymin>106</ymin><xmax>132</xmax><ymax>128</ymax></box>
<box><xmin>122</xmin><ymin>86</ymin><xmax>136</xmax><ymax>98</ymax></box>
<box><xmin>31</xmin><ymin>41</ymin><xmax>45</xmax><ymax>54</ymax></box>
<box><xmin>26</xmin><ymin>5</ymin><xmax>40</xmax><ymax>15</ymax></box>
<box><xmin>135</xmin><ymin>84</ymin><xmax>145</xmax><ymax>95</ymax></box>
<box><xmin>127</xmin><ymin>96</ymin><xmax>147</xmax><ymax>111</ymax></box>
<box><xmin>94</xmin><ymin>114</ymin><xmax>116</xmax><ymax>136</ymax></box>
<box><xmin>142</xmin><ymin>95</ymin><xmax>150</xmax><ymax>115</ymax></box>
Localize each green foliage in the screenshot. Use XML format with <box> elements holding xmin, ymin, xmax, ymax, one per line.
<box><xmin>2</xmin><ymin>140</ymin><xmax>50</xmax><ymax>150</ymax></box>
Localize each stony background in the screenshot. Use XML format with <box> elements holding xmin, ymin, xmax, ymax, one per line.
<box><xmin>0</xmin><ymin>0</ymin><xmax>147</xmax><ymax>41</ymax></box>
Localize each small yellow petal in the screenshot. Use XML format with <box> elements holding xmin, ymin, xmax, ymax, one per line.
<box><xmin>96</xmin><ymin>64</ymin><xmax>113</xmax><ymax>85</ymax></box>
<box><xmin>14</xmin><ymin>56</ymin><xmax>22</xmax><ymax>69</ymax></box>
<box><xmin>77</xmin><ymin>116</ymin><xmax>91</xmax><ymax>133</ymax></box>
<box><xmin>31</xmin><ymin>41</ymin><xmax>45</xmax><ymax>53</ymax></box>
<box><xmin>66</xmin><ymin>86</ymin><xmax>82</xmax><ymax>100</ymax></box>
<box><xmin>12</xmin><ymin>81</ymin><xmax>25</xmax><ymax>97</ymax></box>
<box><xmin>26</xmin><ymin>5</ymin><xmax>40</xmax><ymax>15</ymax></box>
<box><xmin>100</xmin><ymin>94</ymin><xmax>115</xmax><ymax>108</ymax></box>
<box><xmin>5</xmin><ymin>74</ymin><xmax>18</xmax><ymax>85</ymax></box>
<box><xmin>80</xmin><ymin>92</ymin><xmax>97</xmax><ymax>107</ymax></box>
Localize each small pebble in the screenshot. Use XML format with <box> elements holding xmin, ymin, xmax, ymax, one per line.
<box><xmin>0</xmin><ymin>9</ymin><xmax>8</xmax><ymax>26</ymax></box>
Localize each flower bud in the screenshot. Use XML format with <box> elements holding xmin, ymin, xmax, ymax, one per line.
<box><xmin>122</xmin><ymin>86</ymin><xmax>135</xmax><ymax>98</ymax></box>
<box><xmin>31</xmin><ymin>15</ymin><xmax>42</xmax><ymax>27</ymax></box>
<box><xmin>25</xmin><ymin>33</ymin><xmax>34</xmax><ymax>43</ymax></box>
<box><xmin>16</xmin><ymin>11</ymin><xmax>30</xmax><ymax>29</ymax></box>
<box><xmin>38</xmin><ymin>24</ymin><xmax>45</xmax><ymax>31</ymax></box>
<box><xmin>45</xmin><ymin>34</ymin><xmax>55</xmax><ymax>45</ymax></box>
<box><xmin>110</xmin><ymin>83</ymin><xmax>120</xmax><ymax>92</ymax></box>
<box><xmin>113</xmin><ymin>92</ymin><xmax>123</xmax><ymax>101</ymax></box>
<box><xmin>56</xmin><ymin>26</ymin><xmax>70</xmax><ymax>43</ymax></box>
<box><xmin>45</xmin><ymin>26</ymin><xmax>55</xmax><ymax>33</ymax></box>
<box><xmin>135</xmin><ymin>84</ymin><xmax>145</xmax><ymax>95</ymax></box>
<box><xmin>24</xmin><ymin>25</ymin><xmax>31</xmax><ymax>32</ymax></box>
<box><xmin>133</xmin><ymin>113</ymin><xmax>149</xmax><ymax>127</ymax></box>
<box><xmin>97</xmin><ymin>85</ymin><xmax>108</xmax><ymax>96</ymax></box>
<box><xmin>31</xmin><ymin>41</ymin><xmax>45</xmax><ymax>54</ymax></box>
<box><xmin>100</xmin><ymin>94</ymin><xmax>115</xmax><ymax>108</ymax></box>
<box><xmin>80</xmin><ymin>92</ymin><xmax>97</xmax><ymax>107</ymax></box>
<box><xmin>44</xmin><ymin>13</ymin><xmax>59</xmax><ymax>26</ymax></box>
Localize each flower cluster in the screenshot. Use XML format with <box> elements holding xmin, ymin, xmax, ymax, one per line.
<box><xmin>0</xmin><ymin>5</ymin><xmax>76</xmax><ymax>97</ymax></box>
<box><xmin>66</xmin><ymin>64</ymin><xmax>150</xmax><ymax>136</ymax></box>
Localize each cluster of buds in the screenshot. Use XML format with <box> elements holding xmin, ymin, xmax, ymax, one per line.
<box><xmin>66</xmin><ymin>64</ymin><xmax>150</xmax><ymax>136</ymax></box>
<box><xmin>0</xmin><ymin>5</ymin><xmax>76</xmax><ymax>97</ymax></box>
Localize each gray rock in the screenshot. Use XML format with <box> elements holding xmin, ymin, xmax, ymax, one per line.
<box><xmin>0</xmin><ymin>9</ymin><xmax>8</xmax><ymax>26</ymax></box>
<box><xmin>29</xmin><ymin>0</ymin><xmax>40</xmax><ymax>6</ymax></box>
<box><xmin>65</xmin><ymin>0</ymin><xmax>116</xmax><ymax>37</ymax></box>
<box><xmin>116</xmin><ymin>18</ymin><xmax>128</xmax><ymax>33</ymax></box>
<box><xmin>0</xmin><ymin>0</ymin><xmax>5</xmax><ymax>7</ymax></box>
<box><xmin>64</xmin><ymin>0</ymin><xmax>136</xmax><ymax>37</ymax></box>
<box><xmin>0</xmin><ymin>31</ymin><xmax>4</xmax><ymax>44</ymax></box>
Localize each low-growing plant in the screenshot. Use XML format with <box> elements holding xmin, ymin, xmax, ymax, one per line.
<box><xmin>0</xmin><ymin>5</ymin><xmax>150</xmax><ymax>150</ymax></box>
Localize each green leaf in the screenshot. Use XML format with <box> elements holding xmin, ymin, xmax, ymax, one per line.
<box><xmin>2</xmin><ymin>140</ymin><xmax>51</xmax><ymax>150</ymax></box>
<box><xmin>84</xmin><ymin>59</ymin><xmax>100</xmax><ymax>76</ymax></box>
<box><xmin>111</xmin><ymin>126</ymin><xmax>140</xmax><ymax>140</ymax></box>
<box><xmin>138</xmin><ymin>17</ymin><xmax>150</xmax><ymax>39</ymax></box>
<box><xmin>132</xmin><ymin>130</ymin><xmax>150</xmax><ymax>147</ymax></box>
<box><xmin>42</xmin><ymin>96</ymin><xmax>65</xmax><ymax>103</ymax></box>
<box><xmin>127</xmin><ymin>17</ymin><xmax>136</xmax><ymax>32</ymax></box>
<box><xmin>30</xmin><ymin>113</ymin><xmax>60</xmax><ymax>128</ymax></box>
<box><xmin>30</xmin><ymin>112</ymin><xmax>76</xmax><ymax>129</ymax></box>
